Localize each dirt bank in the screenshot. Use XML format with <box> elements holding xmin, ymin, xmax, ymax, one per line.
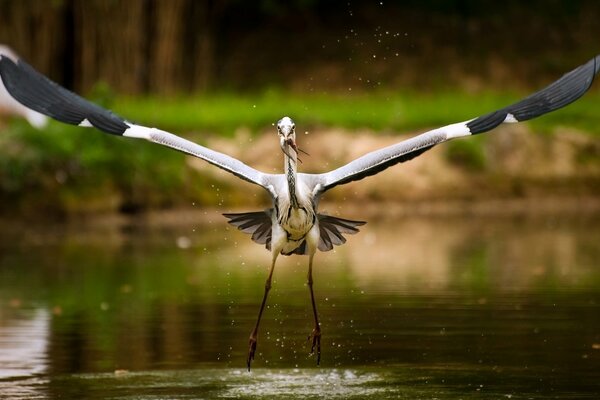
<box><xmin>2</xmin><ymin>124</ymin><xmax>598</xmax><ymax>218</ymax></box>
<box><xmin>194</xmin><ymin>125</ymin><xmax>600</xmax><ymax>207</ymax></box>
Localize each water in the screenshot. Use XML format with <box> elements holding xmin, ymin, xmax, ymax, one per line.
<box><xmin>0</xmin><ymin>211</ymin><xmax>599</xmax><ymax>399</ymax></box>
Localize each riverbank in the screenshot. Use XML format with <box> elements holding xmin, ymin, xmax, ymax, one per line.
<box><xmin>2</xmin><ymin>124</ymin><xmax>599</xmax><ymax>218</ymax></box>
<box><xmin>1</xmin><ymin>91</ymin><xmax>599</xmax><ymax>218</ymax></box>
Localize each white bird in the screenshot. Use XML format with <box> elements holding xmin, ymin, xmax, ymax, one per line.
<box><xmin>0</xmin><ymin>52</ymin><xmax>598</xmax><ymax>370</ymax></box>
<box><xmin>0</xmin><ymin>46</ymin><xmax>47</xmax><ymax>129</ymax></box>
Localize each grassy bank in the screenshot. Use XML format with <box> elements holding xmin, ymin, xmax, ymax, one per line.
<box><xmin>1</xmin><ymin>90</ymin><xmax>599</xmax><ymax>216</ymax></box>
<box><xmin>112</xmin><ymin>90</ymin><xmax>600</xmax><ymax>135</ymax></box>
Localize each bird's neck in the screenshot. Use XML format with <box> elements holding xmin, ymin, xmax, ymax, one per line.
<box><xmin>284</xmin><ymin>151</ymin><xmax>300</xmax><ymax>209</ymax></box>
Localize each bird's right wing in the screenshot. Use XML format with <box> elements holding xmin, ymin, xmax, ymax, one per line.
<box><xmin>0</xmin><ymin>55</ymin><xmax>273</xmax><ymax>191</ymax></box>
<box><xmin>312</xmin><ymin>55</ymin><xmax>600</xmax><ymax>195</ymax></box>
<box><xmin>0</xmin><ymin>45</ymin><xmax>48</xmax><ymax>128</ymax></box>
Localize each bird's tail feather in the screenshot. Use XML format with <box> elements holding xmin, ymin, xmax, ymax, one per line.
<box><xmin>222</xmin><ymin>210</ymin><xmax>366</xmax><ymax>254</ymax></box>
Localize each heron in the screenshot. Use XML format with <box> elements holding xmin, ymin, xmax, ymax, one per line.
<box><xmin>0</xmin><ymin>46</ymin><xmax>47</xmax><ymax>129</ymax></box>
<box><xmin>0</xmin><ymin>53</ymin><xmax>598</xmax><ymax>370</ymax></box>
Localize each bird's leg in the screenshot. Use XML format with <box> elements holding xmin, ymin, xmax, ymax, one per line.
<box><xmin>247</xmin><ymin>252</ymin><xmax>278</xmax><ymax>371</ymax></box>
<box><xmin>307</xmin><ymin>253</ymin><xmax>321</xmax><ymax>365</ymax></box>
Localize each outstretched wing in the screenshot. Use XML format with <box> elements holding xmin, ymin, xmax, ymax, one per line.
<box><xmin>0</xmin><ymin>55</ymin><xmax>271</xmax><ymax>189</ymax></box>
<box><xmin>313</xmin><ymin>55</ymin><xmax>600</xmax><ymax>194</ymax></box>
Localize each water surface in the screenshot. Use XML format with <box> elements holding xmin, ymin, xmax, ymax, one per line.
<box><xmin>0</xmin><ymin>211</ymin><xmax>599</xmax><ymax>398</ymax></box>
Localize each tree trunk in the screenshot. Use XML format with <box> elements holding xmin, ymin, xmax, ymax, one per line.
<box><xmin>148</xmin><ymin>0</ymin><xmax>186</xmax><ymax>94</ymax></box>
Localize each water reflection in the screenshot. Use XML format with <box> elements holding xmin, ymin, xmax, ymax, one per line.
<box><xmin>0</xmin><ymin>309</ymin><xmax>49</xmax><ymax>379</ymax></box>
<box><xmin>0</xmin><ymin>309</ymin><xmax>49</xmax><ymax>399</ymax></box>
<box><xmin>0</xmin><ymin>212</ymin><xmax>599</xmax><ymax>398</ymax></box>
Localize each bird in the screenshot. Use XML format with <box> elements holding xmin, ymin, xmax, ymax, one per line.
<box><xmin>0</xmin><ymin>52</ymin><xmax>598</xmax><ymax>370</ymax></box>
<box><xmin>0</xmin><ymin>45</ymin><xmax>47</xmax><ymax>129</ymax></box>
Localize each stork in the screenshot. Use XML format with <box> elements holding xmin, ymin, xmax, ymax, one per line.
<box><xmin>0</xmin><ymin>53</ymin><xmax>598</xmax><ymax>370</ymax></box>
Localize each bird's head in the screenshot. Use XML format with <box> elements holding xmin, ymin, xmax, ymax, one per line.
<box><xmin>277</xmin><ymin>116</ymin><xmax>298</xmax><ymax>158</ymax></box>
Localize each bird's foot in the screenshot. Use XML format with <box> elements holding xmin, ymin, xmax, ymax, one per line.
<box><xmin>308</xmin><ymin>326</ymin><xmax>321</xmax><ymax>365</ymax></box>
<box><xmin>247</xmin><ymin>333</ymin><xmax>258</xmax><ymax>371</ymax></box>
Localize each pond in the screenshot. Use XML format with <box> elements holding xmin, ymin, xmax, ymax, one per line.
<box><xmin>0</xmin><ymin>209</ymin><xmax>599</xmax><ymax>399</ymax></box>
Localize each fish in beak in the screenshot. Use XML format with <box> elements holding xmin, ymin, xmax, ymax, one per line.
<box><xmin>279</xmin><ymin>135</ymin><xmax>297</xmax><ymax>160</ymax></box>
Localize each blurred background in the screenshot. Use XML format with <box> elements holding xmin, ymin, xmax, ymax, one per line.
<box><xmin>0</xmin><ymin>0</ymin><xmax>599</xmax><ymax>215</ymax></box>
<box><xmin>2</xmin><ymin>0</ymin><xmax>599</xmax><ymax>94</ymax></box>
<box><xmin>0</xmin><ymin>2</ymin><xmax>599</xmax><ymax>398</ymax></box>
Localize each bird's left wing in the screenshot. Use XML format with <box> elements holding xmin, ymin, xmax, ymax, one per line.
<box><xmin>0</xmin><ymin>55</ymin><xmax>271</xmax><ymax>189</ymax></box>
<box><xmin>312</xmin><ymin>55</ymin><xmax>600</xmax><ymax>194</ymax></box>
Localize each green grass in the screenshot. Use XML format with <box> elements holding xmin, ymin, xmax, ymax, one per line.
<box><xmin>112</xmin><ymin>89</ymin><xmax>600</xmax><ymax>136</ymax></box>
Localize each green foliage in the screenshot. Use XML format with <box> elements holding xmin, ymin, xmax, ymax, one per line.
<box><xmin>113</xmin><ymin>90</ymin><xmax>600</xmax><ymax>136</ymax></box>
<box><xmin>0</xmin><ymin>120</ymin><xmax>192</xmax><ymax>213</ymax></box>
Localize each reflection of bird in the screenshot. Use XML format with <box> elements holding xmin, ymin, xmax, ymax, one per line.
<box><xmin>0</xmin><ymin>52</ymin><xmax>598</xmax><ymax>370</ymax></box>
<box><xmin>0</xmin><ymin>46</ymin><xmax>47</xmax><ymax>128</ymax></box>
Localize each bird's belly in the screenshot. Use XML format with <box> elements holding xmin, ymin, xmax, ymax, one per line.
<box><xmin>280</xmin><ymin>207</ymin><xmax>314</xmax><ymax>241</ymax></box>
<box><xmin>281</xmin><ymin>212</ymin><xmax>317</xmax><ymax>255</ymax></box>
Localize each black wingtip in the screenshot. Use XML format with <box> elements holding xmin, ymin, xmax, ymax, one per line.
<box><xmin>0</xmin><ymin>53</ymin><xmax>16</xmax><ymax>71</ymax></box>
<box><xmin>0</xmin><ymin>55</ymin><xmax>129</xmax><ymax>135</ymax></box>
<box><xmin>467</xmin><ymin>55</ymin><xmax>600</xmax><ymax>135</ymax></box>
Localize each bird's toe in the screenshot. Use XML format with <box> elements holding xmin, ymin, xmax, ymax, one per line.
<box><xmin>308</xmin><ymin>327</ymin><xmax>321</xmax><ymax>365</ymax></box>
<box><xmin>247</xmin><ymin>335</ymin><xmax>258</xmax><ymax>371</ymax></box>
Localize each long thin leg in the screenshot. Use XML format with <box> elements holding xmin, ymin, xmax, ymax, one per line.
<box><xmin>247</xmin><ymin>252</ymin><xmax>278</xmax><ymax>371</ymax></box>
<box><xmin>307</xmin><ymin>253</ymin><xmax>321</xmax><ymax>365</ymax></box>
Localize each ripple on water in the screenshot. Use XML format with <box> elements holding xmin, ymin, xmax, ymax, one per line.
<box><xmin>43</xmin><ymin>368</ymin><xmax>393</xmax><ymax>400</ymax></box>
<box><xmin>223</xmin><ymin>368</ymin><xmax>387</xmax><ymax>399</ymax></box>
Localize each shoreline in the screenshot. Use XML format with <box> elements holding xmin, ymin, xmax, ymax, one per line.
<box><xmin>2</xmin><ymin>195</ymin><xmax>599</xmax><ymax>229</ymax></box>
<box><xmin>2</xmin><ymin>125</ymin><xmax>599</xmax><ymax>218</ymax></box>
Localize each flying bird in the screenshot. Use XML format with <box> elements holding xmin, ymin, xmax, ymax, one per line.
<box><xmin>0</xmin><ymin>46</ymin><xmax>47</xmax><ymax>129</ymax></box>
<box><xmin>0</xmin><ymin>53</ymin><xmax>598</xmax><ymax>370</ymax></box>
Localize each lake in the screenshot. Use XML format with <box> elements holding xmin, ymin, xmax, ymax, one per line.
<box><xmin>1</xmin><ymin>209</ymin><xmax>599</xmax><ymax>399</ymax></box>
